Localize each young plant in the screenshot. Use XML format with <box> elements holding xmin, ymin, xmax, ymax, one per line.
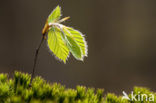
<box><xmin>31</xmin><ymin>6</ymin><xmax>88</xmax><ymax>83</ymax></box>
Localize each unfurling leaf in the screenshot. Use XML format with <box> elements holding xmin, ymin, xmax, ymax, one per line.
<box><xmin>45</xmin><ymin>6</ymin><xmax>88</xmax><ymax>63</ymax></box>
<box><xmin>64</xmin><ymin>27</ymin><xmax>87</xmax><ymax>57</ymax></box>
<box><xmin>48</xmin><ymin>6</ymin><xmax>61</xmax><ymax>23</ymax></box>
<box><xmin>66</xmin><ymin>35</ymin><xmax>82</xmax><ymax>60</ymax></box>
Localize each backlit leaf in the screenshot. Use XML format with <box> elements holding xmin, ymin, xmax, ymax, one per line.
<box><xmin>46</xmin><ymin>6</ymin><xmax>88</xmax><ymax>63</ymax></box>
<box><xmin>47</xmin><ymin>27</ymin><xmax>69</xmax><ymax>63</ymax></box>
<box><xmin>48</xmin><ymin>5</ymin><xmax>61</xmax><ymax>23</ymax></box>
<box><xmin>65</xmin><ymin>35</ymin><xmax>82</xmax><ymax>60</ymax></box>
<box><xmin>64</xmin><ymin>27</ymin><xmax>88</xmax><ymax>57</ymax></box>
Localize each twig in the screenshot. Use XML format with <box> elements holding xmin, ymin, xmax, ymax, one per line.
<box><xmin>30</xmin><ymin>36</ymin><xmax>45</xmax><ymax>85</ymax></box>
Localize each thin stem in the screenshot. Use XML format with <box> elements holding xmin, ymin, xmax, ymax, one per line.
<box><xmin>30</xmin><ymin>36</ymin><xmax>45</xmax><ymax>85</ymax></box>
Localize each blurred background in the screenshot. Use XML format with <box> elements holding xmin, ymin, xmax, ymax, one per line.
<box><xmin>0</xmin><ymin>0</ymin><xmax>156</xmax><ymax>94</ymax></box>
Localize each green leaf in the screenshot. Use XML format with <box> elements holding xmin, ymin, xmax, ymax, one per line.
<box><xmin>65</xmin><ymin>35</ymin><xmax>82</xmax><ymax>60</ymax></box>
<box><xmin>46</xmin><ymin>6</ymin><xmax>88</xmax><ymax>62</ymax></box>
<box><xmin>47</xmin><ymin>27</ymin><xmax>69</xmax><ymax>63</ymax></box>
<box><xmin>63</xmin><ymin>27</ymin><xmax>88</xmax><ymax>57</ymax></box>
<box><xmin>48</xmin><ymin>5</ymin><xmax>61</xmax><ymax>23</ymax></box>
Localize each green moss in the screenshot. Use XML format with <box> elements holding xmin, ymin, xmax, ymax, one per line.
<box><xmin>0</xmin><ymin>72</ymin><xmax>155</xmax><ymax>103</ymax></box>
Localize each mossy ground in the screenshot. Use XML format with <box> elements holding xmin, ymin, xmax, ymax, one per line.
<box><xmin>0</xmin><ymin>72</ymin><xmax>155</xmax><ymax>103</ymax></box>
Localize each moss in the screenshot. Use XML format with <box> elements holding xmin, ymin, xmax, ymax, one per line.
<box><xmin>0</xmin><ymin>72</ymin><xmax>155</xmax><ymax>103</ymax></box>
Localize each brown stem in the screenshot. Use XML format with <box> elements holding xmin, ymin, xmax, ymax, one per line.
<box><xmin>30</xmin><ymin>35</ymin><xmax>45</xmax><ymax>85</ymax></box>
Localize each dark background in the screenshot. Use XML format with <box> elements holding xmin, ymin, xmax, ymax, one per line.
<box><xmin>0</xmin><ymin>0</ymin><xmax>156</xmax><ymax>94</ymax></box>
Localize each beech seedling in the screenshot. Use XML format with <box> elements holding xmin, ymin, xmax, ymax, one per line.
<box><xmin>31</xmin><ymin>6</ymin><xmax>88</xmax><ymax>83</ymax></box>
